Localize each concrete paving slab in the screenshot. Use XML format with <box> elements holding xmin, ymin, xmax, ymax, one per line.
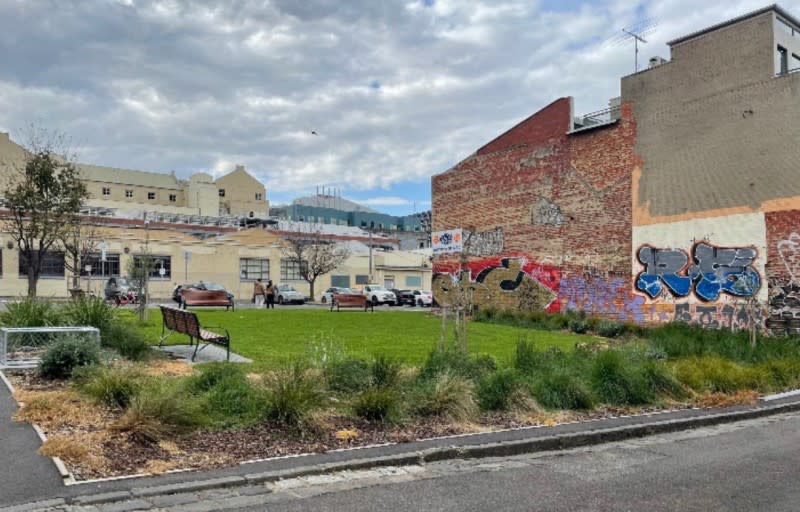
<box><xmin>156</xmin><ymin>345</ymin><xmax>251</xmax><ymax>364</ymax></box>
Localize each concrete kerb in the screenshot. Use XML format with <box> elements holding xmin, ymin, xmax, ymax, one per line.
<box><xmin>19</xmin><ymin>396</ymin><xmax>800</xmax><ymax>511</ymax></box>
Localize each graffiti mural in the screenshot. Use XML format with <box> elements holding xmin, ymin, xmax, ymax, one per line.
<box><xmin>432</xmin><ymin>257</ymin><xmax>560</xmax><ymax>312</ymax></box>
<box><xmin>766</xmin><ymin>283</ymin><xmax>800</xmax><ymax>335</ymax></box>
<box><xmin>559</xmin><ymin>274</ymin><xmax>645</xmax><ymax>323</ymax></box>
<box><xmin>636</xmin><ymin>243</ymin><xmax>760</xmax><ymax>301</ymax></box>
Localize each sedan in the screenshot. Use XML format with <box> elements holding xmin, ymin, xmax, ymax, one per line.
<box><xmin>276</xmin><ymin>284</ymin><xmax>306</xmax><ymax>305</ymax></box>
<box><xmin>321</xmin><ymin>287</ymin><xmax>352</xmax><ymax>304</ymax></box>
<box><xmin>391</xmin><ymin>289</ymin><xmax>415</xmax><ymax>306</ymax></box>
<box><xmin>413</xmin><ymin>290</ymin><xmax>434</xmax><ymax>307</ymax></box>
<box><xmin>174</xmin><ymin>282</ymin><xmax>235</xmax><ymax>310</ymax></box>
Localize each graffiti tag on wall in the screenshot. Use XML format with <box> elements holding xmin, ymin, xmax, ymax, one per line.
<box><xmin>463</xmin><ymin>228</ymin><xmax>505</xmax><ymax>257</ymax></box>
<box><xmin>673</xmin><ymin>302</ymin><xmax>763</xmax><ymax>330</ymax></box>
<box><xmin>531</xmin><ymin>197</ymin><xmax>565</xmax><ymax>227</ymax></box>
<box><xmin>636</xmin><ymin>243</ymin><xmax>760</xmax><ymax>301</ymax></box>
<box><xmin>559</xmin><ymin>274</ymin><xmax>645</xmax><ymax>323</ymax></box>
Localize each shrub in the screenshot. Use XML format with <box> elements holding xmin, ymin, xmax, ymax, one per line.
<box><xmin>325</xmin><ymin>357</ymin><xmax>371</xmax><ymax>393</ymax></box>
<box><xmin>477</xmin><ymin>368</ymin><xmax>526</xmax><ymax>411</ymax></box>
<box><xmin>185</xmin><ymin>362</ymin><xmax>247</xmax><ymax>394</ymax></box>
<box><xmin>590</xmin><ymin>350</ymin><xmax>654</xmax><ymax>405</ymax></box>
<box><xmin>352</xmin><ymin>387</ymin><xmax>400</xmax><ymax>422</ymax></box>
<box><xmin>370</xmin><ymin>354</ymin><xmax>402</xmax><ymax>389</ymax></box>
<box><xmin>514</xmin><ymin>338</ymin><xmax>540</xmax><ymax>375</ymax></box>
<box><xmin>265</xmin><ymin>363</ymin><xmax>325</xmax><ymax>425</ymax></box>
<box><xmin>113</xmin><ymin>380</ymin><xmax>203</xmax><ymax>443</ymax></box>
<box><xmin>595</xmin><ymin>320</ymin><xmax>626</xmax><ymax>339</ymax></box>
<box><xmin>1</xmin><ymin>296</ymin><xmax>63</xmax><ymax>327</ymax></box>
<box><xmin>74</xmin><ymin>365</ymin><xmax>146</xmax><ymax>409</ymax></box>
<box><xmin>412</xmin><ymin>372</ymin><xmax>477</xmax><ymax>422</ymax></box>
<box><xmin>63</xmin><ymin>296</ymin><xmax>116</xmax><ymax>336</ymax></box>
<box><xmin>568</xmin><ymin>319</ymin><xmax>590</xmax><ymax>334</ymax></box>
<box><xmin>640</xmin><ymin>361</ymin><xmax>687</xmax><ymax>399</ymax></box>
<box><xmin>533</xmin><ymin>371</ymin><xmax>594</xmax><ymax>410</ymax></box>
<box><xmin>39</xmin><ymin>336</ymin><xmax>101</xmax><ymax>379</ymax></box>
<box><xmin>101</xmin><ymin>322</ymin><xmax>151</xmax><ymax>361</ymax></box>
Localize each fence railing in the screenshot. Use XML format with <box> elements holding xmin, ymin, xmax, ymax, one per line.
<box><xmin>0</xmin><ymin>326</ymin><xmax>101</xmax><ymax>369</ymax></box>
<box><xmin>572</xmin><ymin>105</ymin><xmax>621</xmax><ymax>132</ymax></box>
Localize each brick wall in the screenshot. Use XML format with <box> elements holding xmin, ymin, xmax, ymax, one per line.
<box><xmin>431</xmin><ymin>98</ymin><xmax>637</xmax><ymax>315</ymax></box>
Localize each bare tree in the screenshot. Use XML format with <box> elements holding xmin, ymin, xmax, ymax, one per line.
<box><xmin>281</xmin><ymin>225</ymin><xmax>351</xmax><ymax>302</ymax></box>
<box><xmin>61</xmin><ymin>222</ymin><xmax>99</xmax><ymax>293</ymax></box>
<box><xmin>126</xmin><ymin>223</ymin><xmax>155</xmax><ymax>322</ymax></box>
<box><xmin>2</xmin><ymin>129</ymin><xmax>88</xmax><ymax>296</ymax></box>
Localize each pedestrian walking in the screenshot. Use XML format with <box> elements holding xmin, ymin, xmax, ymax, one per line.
<box><xmin>253</xmin><ymin>278</ymin><xmax>266</xmax><ymax>308</ymax></box>
<box><xmin>265</xmin><ymin>280</ymin><xmax>276</xmax><ymax>309</ymax></box>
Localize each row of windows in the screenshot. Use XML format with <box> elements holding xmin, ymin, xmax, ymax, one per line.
<box><xmin>776</xmin><ymin>45</ymin><xmax>800</xmax><ymax>75</ymax></box>
<box><xmin>7</xmin><ymin>252</ymin><xmax>420</xmax><ymax>285</ymax></box>
<box><xmin>101</xmin><ymin>187</ymin><xmax>177</xmax><ymax>202</ymax></box>
<box><xmin>219</xmin><ymin>189</ymin><xmax>264</xmax><ymax>201</ymax></box>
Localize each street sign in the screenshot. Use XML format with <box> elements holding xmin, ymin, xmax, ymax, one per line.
<box><xmin>432</xmin><ymin>228</ymin><xmax>463</xmax><ymax>255</ymax></box>
<box><xmin>182</xmin><ymin>250</ymin><xmax>191</xmax><ymax>261</ymax></box>
<box><xmin>84</xmin><ymin>265</ymin><xmax>92</xmax><ymax>272</ymax></box>
<box><xmin>159</xmin><ymin>267</ymin><xmax>166</xmax><ymax>277</ymax></box>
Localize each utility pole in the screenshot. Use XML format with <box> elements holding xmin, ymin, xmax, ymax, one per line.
<box><xmin>368</xmin><ymin>229</ymin><xmax>373</xmax><ymax>283</ymax></box>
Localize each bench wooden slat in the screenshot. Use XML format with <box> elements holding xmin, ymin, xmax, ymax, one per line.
<box><xmin>159</xmin><ymin>306</ymin><xmax>230</xmax><ymax>361</ymax></box>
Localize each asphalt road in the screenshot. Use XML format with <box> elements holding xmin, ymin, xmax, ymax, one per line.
<box><xmin>227</xmin><ymin>411</ymin><xmax>800</xmax><ymax>512</ymax></box>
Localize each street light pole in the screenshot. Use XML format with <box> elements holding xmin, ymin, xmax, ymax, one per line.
<box><xmin>368</xmin><ymin>230</ymin><xmax>373</xmax><ymax>283</ymax></box>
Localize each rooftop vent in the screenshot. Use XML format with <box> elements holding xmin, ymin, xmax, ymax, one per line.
<box><xmin>649</xmin><ymin>56</ymin><xmax>668</xmax><ymax>68</ymax></box>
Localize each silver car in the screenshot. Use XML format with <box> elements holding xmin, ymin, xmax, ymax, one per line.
<box><xmin>275</xmin><ymin>284</ymin><xmax>306</xmax><ymax>305</ymax></box>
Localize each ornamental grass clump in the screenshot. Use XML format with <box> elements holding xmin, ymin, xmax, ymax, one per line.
<box><xmin>411</xmin><ymin>372</ymin><xmax>478</xmax><ymax>422</ymax></box>
<box><xmin>352</xmin><ymin>387</ymin><xmax>400</xmax><ymax>422</ymax></box>
<box><xmin>74</xmin><ymin>364</ymin><xmax>147</xmax><ymax>409</ymax></box>
<box><xmin>324</xmin><ymin>357</ymin><xmax>372</xmax><ymax>393</ymax></box>
<box><xmin>590</xmin><ymin>350</ymin><xmax>655</xmax><ymax>406</ymax></box>
<box><xmin>532</xmin><ymin>370</ymin><xmax>595</xmax><ymax>410</ymax></box>
<box><xmin>113</xmin><ymin>380</ymin><xmax>203</xmax><ymax>443</ymax></box>
<box><xmin>186</xmin><ymin>362</ymin><xmax>266</xmax><ymax>427</ymax></box>
<box><xmin>265</xmin><ymin>362</ymin><xmax>325</xmax><ymax>426</ymax></box>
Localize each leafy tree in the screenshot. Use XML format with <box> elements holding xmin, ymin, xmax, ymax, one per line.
<box><xmin>281</xmin><ymin>225</ymin><xmax>351</xmax><ymax>301</ymax></box>
<box><xmin>3</xmin><ymin>136</ymin><xmax>88</xmax><ymax>296</ymax></box>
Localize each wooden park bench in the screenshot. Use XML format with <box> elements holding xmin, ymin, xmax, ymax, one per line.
<box><xmin>159</xmin><ymin>306</ymin><xmax>230</xmax><ymax>361</ymax></box>
<box><xmin>330</xmin><ymin>293</ymin><xmax>373</xmax><ymax>312</ymax></box>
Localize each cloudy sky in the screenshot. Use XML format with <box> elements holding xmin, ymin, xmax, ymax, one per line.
<box><xmin>0</xmin><ymin>0</ymin><xmax>791</xmax><ymax>215</ymax></box>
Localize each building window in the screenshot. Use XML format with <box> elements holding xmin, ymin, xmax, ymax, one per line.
<box><xmin>147</xmin><ymin>192</ymin><xmax>156</xmax><ymax>200</ymax></box>
<box><xmin>280</xmin><ymin>259</ymin><xmax>307</xmax><ymax>281</ymax></box>
<box><xmin>125</xmin><ymin>189</ymin><xmax>133</xmax><ymax>198</ymax></box>
<box><xmin>219</xmin><ymin>189</ymin><xmax>225</xmax><ymax>197</ymax></box>
<box><xmin>102</xmin><ymin>187</ymin><xmax>111</xmax><ymax>196</ymax></box>
<box><xmin>355</xmin><ymin>274</ymin><xmax>369</xmax><ymax>285</ymax></box>
<box><xmin>240</xmin><ymin>258</ymin><xmax>269</xmax><ymax>281</ymax></box>
<box><xmin>81</xmin><ymin>253</ymin><xmax>120</xmax><ymax>277</ymax></box>
<box><xmin>777</xmin><ymin>45</ymin><xmax>789</xmax><ymax>75</ymax></box>
<box><xmin>19</xmin><ymin>251</ymin><xmax>64</xmax><ymax>278</ymax></box>
<box><xmin>331</xmin><ymin>275</ymin><xmax>350</xmax><ymax>288</ymax></box>
<box><xmin>255</xmin><ymin>193</ymin><xmax>263</xmax><ymax>201</ymax></box>
<box><xmin>405</xmin><ymin>275</ymin><xmax>422</xmax><ymax>287</ymax></box>
<box><xmin>133</xmin><ymin>254</ymin><xmax>171</xmax><ymax>279</ymax></box>
<box><xmin>793</xmin><ymin>54</ymin><xmax>800</xmax><ymax>72</ymax></box>
<box><xmin>169</xmin><ymin>194</ymin><xmax>177</xmax><ymax>202</ymax></box>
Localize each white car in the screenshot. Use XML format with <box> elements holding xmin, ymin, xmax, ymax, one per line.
<box><xmin>321</xmin><ymin>287</ymin><xmax>352</xmax><ymax>304</ymax></box>
<box><xmin>275</xmin><ymin>284</ymin><xmax>306</xmax><ymax>305</ymax></box>
<box><xmin>362</xmin><ymin>284</ymin><xmax>397</xmax><ymax>306</ymax></box>
<box><xmin>413</xmin><ymin>290</ymin><xmax>434</xmax><ymax>307</ymax></box>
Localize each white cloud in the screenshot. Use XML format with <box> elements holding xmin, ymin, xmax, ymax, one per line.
<box><xmin>0</xmin><ymin>0</ymin><xmax>788</xmax><ymax>214</ymax></box>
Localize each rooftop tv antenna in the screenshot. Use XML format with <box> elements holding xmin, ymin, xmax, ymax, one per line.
<box><xmin>608</xmin><ymin>18</ymin><xmax>658</xmax><ymax>72</ymax></box>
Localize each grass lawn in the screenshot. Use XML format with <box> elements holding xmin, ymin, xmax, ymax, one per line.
<box><xmin>129</xmin><ymin>308</ymin><xmax>594</xmax><ymax>367</ymax></box>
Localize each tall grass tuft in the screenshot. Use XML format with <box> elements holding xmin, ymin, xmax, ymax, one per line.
<box><xmin>532</xmin><ymin>370</ymin><xmax>595</xmax><ymax>410</ymax></box>
<box><xmin>101</xmin><ymin>322</ymin><xmax>151</xmax><ymax>361</ymax></box>
<box><xmin>412</xmin><ymin>372</ymin><xmax>478</xmax><ymax>422</ymax></box>
<box><xmin>74</xmin><ymin>365</ymin><xmax>147</xmax><ymax>409</ymax></box>
<box><xmin>1</xmin><ymin>296</ymin><xmax>63</xmax><ymax>327</ymax></box>
<box><xmin>477</xmin><ymin>368</ymin><xmax>526</xmax><ymax>411</ymax></box>
<box><xmin>265</xmin><ymin>362</ymin><xmax>325</xmax><ymax>426</ymax></box>
<box><xmin>63</xmin><ymin>296</ymin><xmax>117</xmax><ymax>336</ymax></box>
<box><xmin>590</xmin><ymin>350</ymin><xmax>654</xmax><ymax>405</ymax></box>
<box><xmin>113</xmin><ymin>380</ymin><xmax>203</xmax><ymax>443</ymax></box>
<box><xmin>370</xmin><ymin>354</ymin><xmax>402</xmax><ymax>388</ymax></box>
<box><xmin>324</xmin><ymin>357</ymin><xmax>372</xmax><ymax>393</ymax></box>
<box><xmin>352</xmin><ymin>387</ymin><xmax>400</xmax><ymax>422</ymax></box>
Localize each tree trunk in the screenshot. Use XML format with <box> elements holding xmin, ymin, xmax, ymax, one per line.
<box><xmin>308</xmin><ymin>278</ymin><xmax>316</xmax><ymax>302</ymax></box>
<box><xmin>27</xmin><ymin>271</ymin><xmax>38</xmax><ymax>297</ymax></box>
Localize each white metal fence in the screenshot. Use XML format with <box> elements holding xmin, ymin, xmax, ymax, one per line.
<box><xmin>0</xmin><ymin>326</ymin><xmax>101</xmax><ymax>369</ymax></box>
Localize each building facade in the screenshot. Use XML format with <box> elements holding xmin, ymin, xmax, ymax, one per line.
<box><xmin>432</xmin><ymin>5</ymin><xmax>800</xmax><ymax>332</ymax></box>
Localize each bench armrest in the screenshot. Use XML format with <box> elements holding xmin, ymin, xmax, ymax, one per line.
<box><xmin>204</xmin><ymin>325</ymin><xmax>231</xmax><ymax>339</ymax></box>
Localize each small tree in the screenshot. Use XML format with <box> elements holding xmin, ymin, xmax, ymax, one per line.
<box><xmin>126</xmin><ymin>222</ymin><xmax>155</xmax><ymax>322</ymax></box>
<box><xmin>281</xmin><ymin>225</ymin><xmax>351</xmax><ymax>302</ymax></box>
<box><xmin>61</xmin><ymin>222</ymin><xmax>99</xmax><ymax>293</ymax></box>
<box><xmin>3</xmin><ymin>131</ymin><xmax>88</xmax><ymax>296</ymax></box>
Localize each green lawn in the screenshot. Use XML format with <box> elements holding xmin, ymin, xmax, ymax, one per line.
<box><xmin>131</xmin><ymin>308</ymin><xmax>594</xmax><ymax>368</ymax></box>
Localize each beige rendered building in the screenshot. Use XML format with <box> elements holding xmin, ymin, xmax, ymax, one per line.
<box><xmin>0</xmin><ymin>133</ymin><xmax>268</xmax><ymax>219</ymax></box>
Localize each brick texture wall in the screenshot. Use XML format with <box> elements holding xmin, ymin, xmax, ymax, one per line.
<box><xmin>432</xmin><ymin>98</ymin><xmax>637</xmax><ymax>314</ymax></box>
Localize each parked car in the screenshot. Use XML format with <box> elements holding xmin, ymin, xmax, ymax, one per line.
<box><xmin>362</xmin><ymin>284</ymin><xmax>397</xmax><ymax>306</ymax></box>
<box><xmin>391</xmin><ymin>289</ymin><xmax>415</xmax><ymax>306</ymax></box>
<box><xmin>104</xmin><ymin>277</ymin><xmax>136</xmax><ymax>300</ymax></box>
<box><xmin>276</xmin><ymin>284</ymin><xmax>306</xmax><ymax>305</ymax></box>
<box><xmin>412</xmin><ymin>290</ymin><xmax>434</xmax><ymax>307</ymax></box>
<box><xmin>173</xmin><ymin>282</ymin><xmax>235</xmax><ymax>310</ymax></box>
<box><xmin>321</xmin><ymin>287</ymin><xmax>352</xmax><ymax>304</ymax></box>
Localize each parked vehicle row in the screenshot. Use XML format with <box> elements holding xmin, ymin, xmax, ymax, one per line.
<box><xmin>321</xmin><ymin>286</ymin><xmax>435</xmax><ymax>307</ymax></box>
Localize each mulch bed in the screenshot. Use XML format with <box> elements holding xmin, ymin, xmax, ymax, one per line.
<box><xmin>1</xmin><ymin>370</ymin><xmax>715</xmax><ymax>481</ymax></box>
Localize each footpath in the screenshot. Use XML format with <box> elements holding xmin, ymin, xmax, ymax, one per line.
<box><xmin>3</xmin><ymin>376</ymin><xmax>800</xmax><ymax>511</ymax></box>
